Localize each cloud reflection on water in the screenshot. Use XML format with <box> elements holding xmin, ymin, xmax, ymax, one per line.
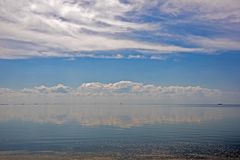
<box><xmin>0</xmin><ymin>104</ymin><xmax>239</xmax><ymax>128</ymax></box>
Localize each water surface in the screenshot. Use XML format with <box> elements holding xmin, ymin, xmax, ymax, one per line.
<box><xmin>0</xmin><ymin>104</ymin><xmax>240</xmax><ymax>158</ymax></box>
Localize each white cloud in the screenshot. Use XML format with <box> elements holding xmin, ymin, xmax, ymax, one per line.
<box><xmin>158</xmin><ymin>0</ymin><xmax>240</xmax><ymax>52</ymax></box>
<box><xmin>0</xmin><ymin>81</ymin><xmax>223</xmax><ymax>97</ymax></box>
<box><xmin>159</xmin><ymin>0</ymin><xmax>240</xmax><ymax>23</ymax></box>
<box><xmin>0</xmin><ymin>0</ymin><xmax>239</xmax><ymax>59</ymax></box>
<box><xmin>1</xmin><ymin>81</ymin><xmax>238</xmax><ymax>104</ymax></box>
<box><xmin>187</xmin><ymin>36</ymin><xmax>240</xmax><ymax>51</ymax></box>
<box><xmin>77</xmin><ymin>81</ymin><xmax>221</xmax><ymax>97</ymax></box>
<box><xmin>0</xmin><ymin>0</ymin><xmax>204</xmax><ymax>59</ymax></box>
<box><xmin>23</xmin><ymin>83</ymin><xmax>72</xmax><ymax>94</ymax></box>
<box><xmin>150</xmin><ymin>55</ymin><xmax>166</xmax><ymax>60</ymax></box>
<box><xmin>127</xmin><ymin>54</ymin><xmax>145</xmax><ymax>59</ymax></box>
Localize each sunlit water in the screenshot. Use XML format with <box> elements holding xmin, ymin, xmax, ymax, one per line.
<box><xmin>0</xmin><ymin>104</ymin><xmax>240</xmax><ymax>157</ymax></box>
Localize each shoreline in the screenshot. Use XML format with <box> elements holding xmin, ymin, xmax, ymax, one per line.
<box><xmin>0</xmin><ymin>151</ymin><xmax>239</xmax><ymax>160</ymax></box>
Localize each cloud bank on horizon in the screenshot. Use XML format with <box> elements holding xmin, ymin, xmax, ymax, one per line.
<box><xmin>1</xmin><ymin>81</ymin><xmax>239</xmax><ymax>104</ymax></box>
<box><xmin>0</xmin><ymin>0</ymin><xmax>240</xmax><ymax>59</ymax></box>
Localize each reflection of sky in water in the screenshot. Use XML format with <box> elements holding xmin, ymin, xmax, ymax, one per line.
<box><xmin>0</xmin><ymin>104</ymin><xmax>240</xmax><ymax>155</ymax></box>
<box><xmin>0</xmin><ymin>104</ymin><xmax>239</xmax><ymax>127</ymax></box>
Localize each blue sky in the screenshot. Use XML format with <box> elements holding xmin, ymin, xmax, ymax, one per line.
<box><xmin>0</xmin><ymin>0</ymin><xmax>240</xmax><ymax>103</ymax></box>
<box><xmin>0</xmin><ymin>53</ymin><xmax>240</xmax><ymax>92</ymax></box>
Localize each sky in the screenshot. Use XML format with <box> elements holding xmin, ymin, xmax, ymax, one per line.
<box><xmin>0</xmin><ymin>0</ymin><xmax>240</xmax><ymax>104</ymax></box>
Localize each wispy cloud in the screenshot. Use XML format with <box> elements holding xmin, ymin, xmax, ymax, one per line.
<box><xmin>0</xmin><ymin>0</ymin><xmax>200</xmax><ymax>59</ymax></box>
<box><xmin>159</xmin><ymin>0</ymin><xmax>240</xmax><ymax>23</ymax></box>
<box><xmin>187</xmin><ymin>36</ymin><xmax>240</xmax><ymax>51</ymax></box>
<box><xmin>1</xmin><ymin>0</ymin><xmax>239</xmax><ymax>59</ymax></box>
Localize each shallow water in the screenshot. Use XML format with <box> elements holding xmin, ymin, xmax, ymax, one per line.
<box><xmin>0</xmin><ymin>104</ymin><xmax>240</xmax><ymax>158</ymax></box>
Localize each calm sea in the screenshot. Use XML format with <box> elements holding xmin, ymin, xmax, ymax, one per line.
<box><xmin>0</xmin><ymin>104</ymin><xmax>240</xmax><ymax>157</ymax></box>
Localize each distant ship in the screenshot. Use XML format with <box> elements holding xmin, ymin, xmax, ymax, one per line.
<box><xmin>217</xmin><ymin>103</ymin><xmax>223</xmax><ymax>106</ymax></box>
